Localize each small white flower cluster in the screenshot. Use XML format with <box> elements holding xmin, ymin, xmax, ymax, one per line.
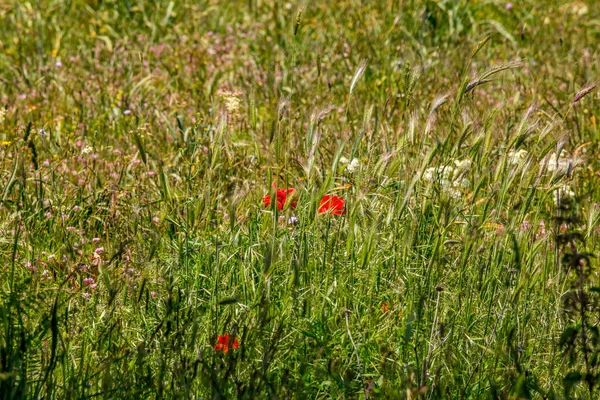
<box><xmin>508</xmin><ymin>149</ymin><xmax>528</xmax><ymax>165</ymax></box>
<box><xmin>558</xmin><ymin>184</ymin><xmax>575</xmax><ymax>199</ymax></box>
<box><xmin>543</xmin><ymin>150</ymin><xmax>577</xmax><ymax>174</ymax></box>
<box><xmin>553</xmin><ymin>183</ymin><xmax>576</xmax><ymax>207</ymax></box>
<box><xmin>570</xmin><ymin>2</ymin><xmax>588</xmax><ymax>16</ymax></box>
<box><xmin>538</xmin><ymin>149</ymin><xmax>584</xmax><ymax>206</ymax></box>
<box><xmin>340</xmin><ymin>157</ymin><xmax>360</xmax><ymax>174</ymax></box>
<box><xmin>81</xmin><ymin>146</ymin><xmax>94</xmax><ymax>155</ymax></box>
<box><xmin>217</xmin><ymin>90</ymin><xmax>242</xmax><ymax>114</ymax></box>
<box><xmin>423</xmin><ymin>159</ymin><xmax>471</xmax><ymax>198</ymax></box>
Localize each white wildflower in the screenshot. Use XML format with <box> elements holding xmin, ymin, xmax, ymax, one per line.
<box><xmin>347</xmin><ymin>158</ymin><xmax>360</xmax><ymax>173</ymax></box>
<box><xmin>218</xmin><ymin>90</ymin><xmax>242</xmax><ymax>114</ymax></box>
<box><xmin>423</xmin><ymin>159</ymin><xmax>471</xmax><ymax>198</ymax></box>
<box><xmin>571</xmin><ymin>2</ymin><xmax>588</xmax><ymax>16</ymax></box>
<box><xmin>508</xmin><ymin>149</ymin><xmax>528</xmax><ymax>165</ymax></box>
<box><xmin>453</xmin><ymin>159</ymin><xmax>472</xmax><ymax>170</ymax></box>
<box><xmin>556</xmin><ymin>184</ymin><xmax>575</xmax><ymax>201</ymax></box>
<box><xmin>543</xmin><ymin>150</ymin><xmax>579</xmax><ymax>174</ymax></box>
<box><xmin>423</xmin><ymin>167</ymin><xmax>435</xmax><ymax>182</ymax></box>
<box><xmin>340</xmin><ymin>157</ymin><xmax>361</xmax><ymax>174</ymax></box>
<box><xmin>448</xmin><ymin>188</ymin><xmax>462</xmax><ymax>199</ymax></box>
<box><xmin>562</xmin><ymin>187</ymin><xmax>575</xmax><ymax>199</ymax></box>
<box><xmin>424</xmin><ymin>166</ymin><xmax>455</xmax><ymax>183</ymax></box>
<box><xmin>441</xmin><ymin>165</ymin><xmax>454</xmax><ymax>180</ymax></box>
<box><xmin>81</xmin><ymin>146</ymin><xmax>93</xmax><ymax>155</ymax></box>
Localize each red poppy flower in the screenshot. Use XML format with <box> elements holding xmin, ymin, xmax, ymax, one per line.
<box><xmin>214</xmin><ymin>334</ymin><xmax>239</xmax><ymax>353</ymax></box>
<box><xmin>381</xmin><ymin>302</ymin><xmax>390</xmax><ymax>313</ymax></box>
<box><xmin>318</xmin><ymin>195</ymin><xmax>345</xmax><ymax>216</ymax></box>
<box><xmin>262</xmin><ymin>188</ymin><xmax>297</xmax><ymax>210</ymax></box>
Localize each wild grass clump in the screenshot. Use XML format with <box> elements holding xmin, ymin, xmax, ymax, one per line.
<box><xmin>0</xmin><ymin>0</ymin><xmax>599</xmax><ymax>398</ymax></box>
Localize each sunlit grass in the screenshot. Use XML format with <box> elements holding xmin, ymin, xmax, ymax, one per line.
<box><xmin>1</xmin><ymin>0</ymin><xmax>599</xmax><ymax>398</ymax></box>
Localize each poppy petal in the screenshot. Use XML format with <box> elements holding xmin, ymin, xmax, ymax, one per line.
<box><xmin>262</xmin><ymin>195</ymin><xmax>272</xmax><ymax>207</ymax></box>
<box><xmin>318</xmin><ymin>195</ymin><xmax>345</xmax><ymax>215</ymax></box>
<box><xmin>263</xmin><ymin>188</ymin><xmax>297</xmax><ymax>210</ymax></box>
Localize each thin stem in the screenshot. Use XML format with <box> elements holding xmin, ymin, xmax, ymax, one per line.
<box><xmin>344</xmin><ymin>309</ymin><xmax>365</xmax><ymax>397</ymax></box>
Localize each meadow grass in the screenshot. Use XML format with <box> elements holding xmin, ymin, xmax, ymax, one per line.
<box><xmin>1</xmin><ymin>0</ymin><xmax>600</xmax><ymax>398</ymax></box>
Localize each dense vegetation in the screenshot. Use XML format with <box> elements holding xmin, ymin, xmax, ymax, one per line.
<box><xmin>1</xmin><ymin>0</ymin><xmax>600</xmax><ymax>398</ymax></box>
